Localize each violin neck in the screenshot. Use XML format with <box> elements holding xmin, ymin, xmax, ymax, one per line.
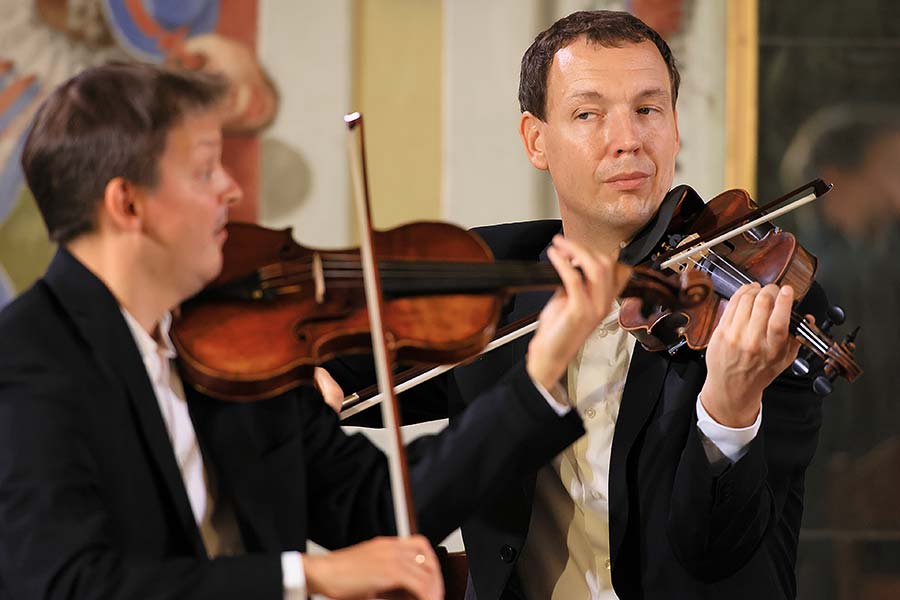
<box><xmin>698</xmin><ymin>253</ymin><xmax>860</xmax><ymax>380</ymax></box>
<box><xmin>374</xmin><ymin>260</ymin><xmax>561</xmax><ymax>297</ymax></box>
<box><xmin>703</xmin><ymin>256</ymin><xmax>817</xmax><ymax>344</ymax></box>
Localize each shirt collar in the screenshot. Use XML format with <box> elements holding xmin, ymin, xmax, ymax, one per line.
<box><xmin>121</xmin><ymin>309</ymin><xmax>177</xmax><ymax>362</ymax></box>
<box><xmin>596</xmin><ymin>300</ymin><xmax>622</xmax><ymax>336</ymax></box>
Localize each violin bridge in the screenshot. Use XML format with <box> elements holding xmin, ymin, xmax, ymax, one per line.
<box><xmin>662</xmin><ymin>233</ymin><xmax>707</xmax><ymax>272</ymax></box>
<box><xmin>674</xmin><ymin>233</ymin><xmax>701</xmax><ymax>249</ymax></box>
<box><xmin>313</xmin><ymin>252</ymin><xmax>325</xmax><ymax>304</ymax></box>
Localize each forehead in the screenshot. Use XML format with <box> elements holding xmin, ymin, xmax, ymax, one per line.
<box><xmin>546</xmin><ymin>38</ymin><xmax>671</xmax><ymax>103</ymax></box>
<box><xmin>162</xmin><ymin>112</ymin><xmax>223</xmax><ymax>156</ymax></box>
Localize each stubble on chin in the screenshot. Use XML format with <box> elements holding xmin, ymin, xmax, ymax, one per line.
<box><xmin>600</xmin><ymin>192</ymin><xmax>660</xmax><ymax>232</ymax></box>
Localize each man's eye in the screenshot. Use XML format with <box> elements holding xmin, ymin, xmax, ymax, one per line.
<box><xmin>637</xmin><ymin>107</ymin><xmax>656</xmax><ymax>115</ymax></box>
<box><xmin>576</xmin><ymin>112</ymin><xmax>592</xmax><ymax>120</ymax></box>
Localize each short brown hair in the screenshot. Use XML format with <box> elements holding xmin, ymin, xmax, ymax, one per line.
<box><xmin>22</xmin><ymin>62</ymin><xmax>229</xmax><ymax>243</ymax></box>
<box><xmin>519</xmin><ymin>10</ymin><xmax>680</xmax><ymax>121</ymax></box>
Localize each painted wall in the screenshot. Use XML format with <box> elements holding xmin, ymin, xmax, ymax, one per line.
<box><xmin>354</xmin><ymin>0</ymin><xmax>443</xmax><ymax>233</ymax></box>
<box><xmin>257</xmin><ymin>1</ymin><xmax>353</xmax><ymax>248</ymax></box>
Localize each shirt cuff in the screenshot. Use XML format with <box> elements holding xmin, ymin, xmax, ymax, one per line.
<box><xmin>282</xmin><ymin>551</ymin><xmax>306</xmax><ymax>600</ymax></box>
<box><xmin>530</xmin><ymin>376</ymin><xmax>571</xmax><ymax>416</ymax></box>
<box><xmin>695</xmin><ymin>394</ymin><xmax>761</xmax><ymax>464</ymax></box>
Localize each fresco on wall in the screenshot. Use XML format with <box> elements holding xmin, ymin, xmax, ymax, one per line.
<box><xmin>757</xmin><ymin>2</ymin><xmax>900</xmax><ymax>598</ymax></box>
<box><xmin>0</xmin><ymin>0</ymin><xmax>271</xmax><ymax>308</ymax></box>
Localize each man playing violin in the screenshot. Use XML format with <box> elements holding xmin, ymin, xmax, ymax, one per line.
<box><xmin>0</xmin><ymin>61</ymin><xmax>636</xmax><ymax>599</ymax></box>
<box><xmin>446</xmin><ymin>10</ymin><xmax>829</xmax><ymax>600</ymax></box>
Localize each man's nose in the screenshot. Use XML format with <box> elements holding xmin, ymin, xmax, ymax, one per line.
<box><xmin>221</xmin><ymin>171</ymin><xmax>243</xmax><ymax>206</ymax></box>
<box><xmin>607</xmin><ymin>110</ymin><xmax>641</xmax><ymax>155</ymax></box>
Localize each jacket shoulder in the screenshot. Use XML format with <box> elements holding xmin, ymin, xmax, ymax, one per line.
<box><xmin>470</xmin><ymin>219</ymin><xmax>561</xmax><ymax>261</ymax></box>
<box><xmin>0</xmin><ymin>280</ymin><xmax>74</xmax><ymax>368</ymax></box>
<box><xmin>0</xmin><ymin>280</ymin><xmax>54</xmax><ymax>337</ymax></box>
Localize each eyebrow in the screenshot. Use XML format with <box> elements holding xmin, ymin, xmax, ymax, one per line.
<box><xmin>635</xmin><ymin>87</ymin><xmax>670</xmax><ymax>102</ymax></box>
<box><xmin>568</xmin><ymin>90</ymin><xmax>604</xmax><ymax>102</ymax></box>
<box><xmin>567</xmin><ymin>87</ymin><xmax>671</xmax><ymax>103</ymax></box>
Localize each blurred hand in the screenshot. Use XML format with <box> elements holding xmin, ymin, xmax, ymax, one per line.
<box><xmin>701</xmin><ymin>283</ymin><xmax>803</xmax><ymax>427</ymax></box>
<box><xmin>303</xmin><ymin>535</ymin><xmax>443</xmax><ymax>600</ymax></box>
<box><xmin>314</xmin><ymin>366</ymin><xmax>344</xmax><ymax>413</ymax></box>
<box><xmin>527</xmin><ymin>235</ymin><xmax>632</xmax><ymax>390</ymax></box>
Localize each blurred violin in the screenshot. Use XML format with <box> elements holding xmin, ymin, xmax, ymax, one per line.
<box><xmin>171</xmin><ymin>220</ymin><xmax>712</xmax><ymax>402</ymax></box>
<box><xmin>618</xmin><ymin>179</ymin><xmax>862</xmax><ymax>395</ymax></box>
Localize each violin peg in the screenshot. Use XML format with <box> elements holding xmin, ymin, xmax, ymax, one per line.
<box><xmin>791</xmin><ymin>357</ymin><xmax>811</xmax><ymax>377</ymax></box>
<box><xmin>813</xmin><ymin>374</ymin><xmax>833</xmax><ymax>396</ymax></box>
<box><xmin>824</xmin><ymin>305</ymin><xmax>846</xmax><ymax>329</ymax></box>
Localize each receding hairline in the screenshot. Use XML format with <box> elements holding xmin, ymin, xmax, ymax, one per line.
<box><xmin>545</xmin><ymin>38</ymin><xmax>676</xmax><ymax>113</ymax></box>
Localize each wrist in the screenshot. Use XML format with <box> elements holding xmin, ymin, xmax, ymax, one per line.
<box><xmin>301</xmin><ymin>553</ymin><xmax>328</xmax><ymax>596</ymax></box>
<box><xmin>700</xmin><ymin>378</ymin><xmax>762</xmax><ymax>428</ymax></box>
<box><xmin>526</xmin><ymin>354</ymin><xmax>560</xmax><ymax>391</ymax></box>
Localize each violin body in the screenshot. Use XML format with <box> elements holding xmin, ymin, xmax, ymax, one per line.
<box><xmin>619</xmin><ymin>184</ymin><xmax>861</xmax><ymax>393</ymax></box>
<box><xmin>620</xmin><ymin>187</ymin><xmax>817</xmax><ymax>350</ymax></box>
<box><xmin>173</xmin><ymin>220</ymin><xmax>712</xmax><ymax>402</ymax></box>
<box><xmin>173</xmin><ymin>222</ymin><xmax>505</xmax><ymax>401</ymax></box>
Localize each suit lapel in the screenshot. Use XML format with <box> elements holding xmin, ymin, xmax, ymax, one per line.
<box><xmin>44</xmin><ymin>249</ymin><xmax>207</xmax><ymax>557</ymax></box>
<box><xmin>608</xmin><ymin>344</ymin><xmax>670</xmax><ymax>562</ymax></box>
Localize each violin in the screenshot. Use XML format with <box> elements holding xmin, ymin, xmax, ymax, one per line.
<box><xmin>171</xmin><ymin>220</ymin><xmax>713</xmax><ymax>402</ymax></box>
<box><xmin>617</xmin><ymin>180</ymin><xmax>862</xmax><ymax>395</ymax></box>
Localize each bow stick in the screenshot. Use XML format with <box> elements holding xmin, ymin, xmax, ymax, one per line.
<box><xmin>345</xmin><ymin>112</ymin><xmax>416</xmax><ymax>536</ymax></box>
<box><xmin>340</xmin><ymin>315</ymin><xmax>540</xmax><ymax>420</ymax></box>
<box><xmin>659</xmin><ymin>179</ymin><xmax>832</xmax><ymax>270</ymax></box>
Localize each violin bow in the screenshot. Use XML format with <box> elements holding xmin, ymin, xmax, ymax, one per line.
<box><xmin>340</xmin><ymin>314</ymin><xmax>541</xmax><ymax>420</ymax></box>
<box><xmin>658</xmin><ymin>179</ymin><xmax>832</xmax><ymax>270</ymax></box>
<box><xmin>345</xmin><ymin>112</ymin><xmax>417</xmax><ymax>536</ymax></box>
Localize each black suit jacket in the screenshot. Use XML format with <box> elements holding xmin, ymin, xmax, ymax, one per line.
<box><xmin>453</xmin><ymin>220</ymin><xmax>827</xmax><ymax>600</ymax></box>
<box><xmin>0</xmin><ymin>248</ymin><xmax>585</xmax><ymax>599</ymax></box>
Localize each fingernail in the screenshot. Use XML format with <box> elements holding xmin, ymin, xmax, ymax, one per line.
<box><xmin>780</xmin><ymin>286</ymin><xmax>792</xmax><ymax>296</ymax></box>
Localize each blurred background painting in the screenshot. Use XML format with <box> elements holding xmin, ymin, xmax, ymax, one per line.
<box><xmin>0</xmin><ymin>0</ymin><xmax>267</xmax><ymax>306</ymax></box>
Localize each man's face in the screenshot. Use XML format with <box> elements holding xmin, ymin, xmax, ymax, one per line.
<box><xmin>135</xmin><ymin>111</ymin><xmax>241</xmax><ymax>299</ymax></box>
<box><xmin>523</xmin><ymin>39</ymin><xmax>680</xmax><ymax>239</ymax></box>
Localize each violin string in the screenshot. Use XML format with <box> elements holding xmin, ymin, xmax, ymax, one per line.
<box><xmin>688</xmin><ymin>253</ymin><xmax>837</xmax><ymax>358</ymax></box>
<box><xmin>255</xmin><ymin>260</ymin><xmax>560</xmax><ymax>295</ymax></box>
<box><xmin>273</xmin><ymin>262</ymin><xmax>560</xmax><ymax>288</ymax></box>
<box><xmin>250</xmin><ymin>250</ymin><xmax>850</xmax><ymax>369</ymax></box>
<box><xmin>702</xmin><ymin>249</ymin><xmax>828</xmax><ymax>352</ymax></box>
<box><xmin>663</xmin><ymin>256</ymin><xmax>839</xmax><ymax>364</ymax></box>
<box><xmin>262</xmin><ymin>259</ymin><xmax>555</xmax><ymax>277</ymax></box>
<box><xmin>257</xmin><ymin>254</ymin><xmax>815</xmax><ymax>345</ymax></box>
<box><xmin>702</xmin><ymin>249</ymin><xmax>825</xmax><ymax>343</ymax></box>
<box><xmin>679</xmin><ymin>249</ymin><xmax>830</xmax><ymax>355</ymax></box>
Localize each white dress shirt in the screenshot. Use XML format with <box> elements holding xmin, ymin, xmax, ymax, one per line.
<box><xmin>121</xmin><ymin>310</ymin><xmax>306</xmax><ymax>598</ymax></box>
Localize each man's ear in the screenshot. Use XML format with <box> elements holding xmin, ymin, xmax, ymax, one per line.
<box><xmin>101</xmin><ymin>177</ymin><xmax>142</xmax><ymax>232</ymax></box>
<box><xmin>519</xmin><ymin>111</ymin><xmax>548</xmax><ymax>171</ymax></box>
